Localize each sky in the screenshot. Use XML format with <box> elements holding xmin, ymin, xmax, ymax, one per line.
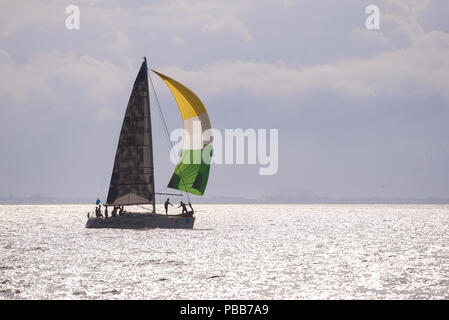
<box><xmin>1</xmin><ymin>0</ymin><xmax>449</xmax><ymax>202</ymax></box>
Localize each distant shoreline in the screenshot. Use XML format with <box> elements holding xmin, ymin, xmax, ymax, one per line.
<box><xmin>2</xmin><ymin>195</ymin><xmax>449</xmax><ymax>205</ymax></box>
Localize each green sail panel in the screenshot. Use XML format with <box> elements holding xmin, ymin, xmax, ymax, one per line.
<box><xmin>167</xmin><ymin>149</ymin><xmax>212</xmax><ymax>196</ymax></box>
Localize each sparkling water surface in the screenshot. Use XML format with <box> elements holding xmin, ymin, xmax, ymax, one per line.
<box><xmin>1</xmin><ymin>204</ymin><xmax>448</xmax><ymax>299</ymax></box>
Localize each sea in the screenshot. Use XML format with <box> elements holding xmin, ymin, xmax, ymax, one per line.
<box><xmin>0</xmin><ymin>204</ymin><xmax>448</xmax><ymax>300</ymax></box>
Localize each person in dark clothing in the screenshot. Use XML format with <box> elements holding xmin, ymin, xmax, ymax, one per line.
<box><xmin>119</xmin><ymin>206</ymin><xmax>124</xmax><ymax>216</ymax></box>
<box><xmin>164</xmin><ymin>198</ymin><xmax>173</xmax><ymax>215</ymax></box>
<box><xmin>95</xmin><ymin>205</ymin><xmax>102</xmax><ymax>218</ymax></box>
<box><xmin>104</xmin><ymin>205</ymin><xmax>109</xmax><ymax>219</ymax></box>
<box><xmin>178</xmin><ymin>201</ymin><xmax>188</xmax><ymax>214</ymax></box>
<box><xmin>111</xmin><ymin>206</ymin><xmax>118</xmax><ymax>217</ymax></box>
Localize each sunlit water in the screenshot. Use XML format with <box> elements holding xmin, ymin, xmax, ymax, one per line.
<box><xmin>1</xmin><ymin>204</ymin><xmax>448</xmax><ymax>299</ymax></box>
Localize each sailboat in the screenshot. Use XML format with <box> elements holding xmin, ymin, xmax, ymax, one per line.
<box><xmin>85</xmin><ymin>58</ymin><xmax>212</xmax><ymax>229</ymax></box>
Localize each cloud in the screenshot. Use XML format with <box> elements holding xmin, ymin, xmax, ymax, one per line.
<box><xmin>200</xmin><ymin>13</ymin><xmax>253</xmax><ymax>41</ymax></box>
<box><xmin>1</xmin><ymin>1</ymin><xmax>447</xmax><ymax>107</ymax></box>
<box><xmin>0</xmin><ymin>1</ymin><xmax>59</xmax><ymax>37</ymax></box>
<box><xmin>381</xmin><ymin>0</ymin><xmax>434</xmax><ymax>45</ymax></box>
<box><xmin>351</xmin><ymin>28</ymin><xmax>392</xmax><ymax>46</ymax></box>
<box><xmin>0</xmin><ymin>0</ymin><xmax>254</xmax><ymax>43</ymax></box>
<box><xmin>282</xmin><ymin>0</ymin><xmax>295</xmax><ymax>8</ymax></box>
<box><xmin>158</xmin><ymin>35</ymin><xmax>449</xmax><ymax>102</ymax></box>
<box><xmin>174</xmin><ymin>36</ymin><xmax>185</xmax><ymax>44</ymax></box>
<box><xmin>0</xmin><ymin>50</ymin><xmax>132</xmax><ymax>113</ymax></box>
<box><xmin>112</xmin><ymin>29</ymin><xmax>129</xmax><ymax>54</ymax></box>
<box><xmin>154</xmin><ymin>1</ymin><xmax>449</xmax><ymax>102</ymax></box>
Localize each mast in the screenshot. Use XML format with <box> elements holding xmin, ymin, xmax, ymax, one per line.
<box><xmin>144</xmin><ymin>57</ymin><xmax>156</xmax><ymax>213</ymax></box>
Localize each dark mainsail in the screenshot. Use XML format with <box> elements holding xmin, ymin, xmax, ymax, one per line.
<box><xmin>106</xmin><ymin>58</ymin><xmax>155</xmax><ymax>210</ymax></box>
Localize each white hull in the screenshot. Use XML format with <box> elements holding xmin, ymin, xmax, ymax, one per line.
<box><xmin>85</xmin><ymin>212</ymin><xmax>195</xmax><ymax>229</ymax></box>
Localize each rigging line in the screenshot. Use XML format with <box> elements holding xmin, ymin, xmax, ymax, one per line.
<box><xmin>147</xmin><ymin>69</ymin><xmax>191</xmax><ymax>204</ymax></box>
<box><xmin>148</xmin><ymin>72</ymin><xmax>174</xmax><ymax>156</ymax></box>
<box><xmin>149</xmin><ymin>70</ymin><xmax>190</xmax><ymax>204</ymax></box>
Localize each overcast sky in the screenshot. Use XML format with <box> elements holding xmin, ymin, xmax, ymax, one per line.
<box><xmin>1</xmin><ymin>0</ymin><xmax>449</xmax><ymax>202</ymax></box>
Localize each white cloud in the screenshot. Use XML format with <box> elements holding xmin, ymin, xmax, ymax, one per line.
<box><xmin>174</xmin><ymin>36</ymin><xmax>185</xmax><ymax>44</ymax></box>
<box><xmin>112</xmin><ymin>29</ymin><xmax>129</xmax><ymax>54</ymax></box>
<box><xmin>351</xmin><ymin>28</ymin><xmax>392</xmax><ymax>46</ymax></box>
<box><xmin>0</xmin><ymin>0</ymin><xmax>104</xmax><ymax>37</ymax></box>
<box><xmin>200</xmin><ymin>13</ymin><xmax>253</xmax><ymax>41</ymax></box>
<box><xmin>283</xmin><ymin>0</ymin><xmax>295</xmax><ymax>9</ymax></box>
<box><xmin>382</xmin><ymin>0</ymin><xmax>431</xmax><ymax>42</ymax></box>
<box><xmin>154</xmin><ymin>1</ymin><xmax>449</xmax><ymax>102</ymax></box>
<box><xmin>157</xmin><ymin>30</ymin><xmax>449</xmax><ymax>101</ymax></box>
<box><xmin>0</xmin><ymin>0</ymin><xmax>254</xmax><ymax>43</ymax></box>
<box><xmin>1</xmin><ymin>0</ymin><xmax>448</xmax><ymax>110</ymax></box>
<box><xmin>0</xmin><ymin>1</ymin><xmax>59</xmax><ymax>37</ymax></box>
<box><xmin>0</xmin><ymin>50</ymin><xmax>133</xmax><ymax>111</ymax></box>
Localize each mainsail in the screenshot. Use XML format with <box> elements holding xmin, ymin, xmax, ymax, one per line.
<box><xmin>106</xmin><ymin>59</ymin><xmax>155</xmax><ymax>208</ymax></box>
<box><xmin>153</xmin><ymin>70</ymin><xmax>212</xmax><ymax>196</ymax></box>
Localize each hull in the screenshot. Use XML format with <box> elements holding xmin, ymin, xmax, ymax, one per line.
<box><xmin>85</xmin><ymin>212</ymin><xmax>195</xmax><ymax>229</ymax></box>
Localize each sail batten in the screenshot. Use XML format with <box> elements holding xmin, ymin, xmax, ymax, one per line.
<box><xmin>106</xmin><ymin>59</ymin><xmax>155</xmax><ymax>207</ymax></box>
<box><xmin>153</xmin><ymin>70</ymin><xmax>212</xmax><ymax>196</ymax></box>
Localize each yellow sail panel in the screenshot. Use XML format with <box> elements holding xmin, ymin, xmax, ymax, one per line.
<box><xmin>152</xmin><ymin>70</ymin><xmax>206</xmax><ymax>120</ymax></box>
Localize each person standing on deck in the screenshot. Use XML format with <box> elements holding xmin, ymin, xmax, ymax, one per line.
<box><xmin>164</xmin><ymin>198</ymin><xmax>173</xmax><ymax>215</ymax></box>
<box><xmin>178</xmin><ymin>201</ymin><xmax>188</xmax><ymax>214</ymax></box>
<box><xmin>95</xmin><ymin>205</ymin><xmax>102</xmax><ymax>218</ymax></box>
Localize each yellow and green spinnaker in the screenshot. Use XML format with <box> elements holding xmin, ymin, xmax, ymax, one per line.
<box><xmin>153</xmin><ymin>70</ymin><xmax>212</xmax><ymax>196</ymax></box>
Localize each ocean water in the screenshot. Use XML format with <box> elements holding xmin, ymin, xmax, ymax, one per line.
<box><xmin>0</xmin><ymin>204</ymin><xmax>448</xmax><ymax>300</ymax></box>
